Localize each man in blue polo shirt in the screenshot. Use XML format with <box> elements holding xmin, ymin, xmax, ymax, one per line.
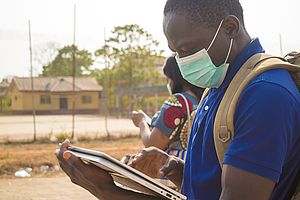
<box><xmin>56</xmin><ymin>0</ymin><xmax>300</xmax><ymax>199</ymax></box>
<box><xmin>160</xmin><ymin>0</ymin><xmax>300</xmax><ymax>199</ymax></box>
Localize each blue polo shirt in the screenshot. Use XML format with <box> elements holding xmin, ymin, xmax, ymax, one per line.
<box><xmin>182</xmin><ymin>38</ymin><xmax>300</xmax><ymax>200</ymax></box>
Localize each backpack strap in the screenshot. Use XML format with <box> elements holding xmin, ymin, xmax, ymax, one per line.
<box><xmin>214</xmin><ymin>53</ymin><xmax>300</xmax><ymax>167</ymax></box>
<box><xmin>285</xmin><ymin>52</ymin><xmax>300</xmax><ymax>91</ymax></box>
<box><xmin>287</xmin><ymin>166</ymin><xmax>300</xmax><ymax>200</ymax></box>
<box><xmin>200</xmin><ymin>88</ymin><xmax>210</xmax><ymax>104</ymax></box>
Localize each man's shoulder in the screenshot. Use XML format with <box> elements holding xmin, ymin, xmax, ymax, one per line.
<box><xmin>248</xmin><ymin>68</ymin><xmax>299</xmax><ymax>101</ymax></box>
<box><xmin>233</xmin><ymin>68</ymin><xmax>300</xmax><ymax>118</ymax></box>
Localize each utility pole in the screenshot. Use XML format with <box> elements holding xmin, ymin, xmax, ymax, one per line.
<box><xmin>28</xmin><ymin>20</ymin><xmax>37</xmax><ymax>142</ymax></box>
<box><xmin>103</xmin><ymin>28</ymin><xmax>110</xmax><ymax>138</ymax></box>
<box><xmin>279</xmin><ymin>33</ymin><xmax>283</xmax><ymax>57</ymax></box>
<box><xmin>71</xmin><ymin>4</ymin><xmax>76</xmax><ymax>139</ymax></box>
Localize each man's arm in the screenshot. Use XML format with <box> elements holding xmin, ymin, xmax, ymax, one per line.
<box><xmin>220</xmin><ymin>164</ymin><xmax>275</xmax><ymax>200</ymax></box>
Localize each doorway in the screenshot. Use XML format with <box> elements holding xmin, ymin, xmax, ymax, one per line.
<box><xmin>59</xmin><ymin>96</ymin><xmax>68</xmax><ymax>110</ymax></box>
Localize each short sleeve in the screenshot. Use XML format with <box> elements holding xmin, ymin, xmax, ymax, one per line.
<box><xmin>152</xmin><ymin>94</ymin><xmax>189</xmax><ymax>137</ymax></box>
<box><xmin>223</xmin><ymin>81</ymin><xmax>298</xmax><ymax>182</ymax></box>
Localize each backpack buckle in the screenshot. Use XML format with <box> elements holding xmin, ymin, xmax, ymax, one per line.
<box><xmin>218</xmin><ymin>126</ymin><xmax>231</xmax><ymax>143</ymax></box>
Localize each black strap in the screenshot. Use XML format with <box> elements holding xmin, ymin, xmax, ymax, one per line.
<box><xmin>285</xmin><ymin>166</ymin><xmax>300</xmax><ymax>200</ymax></box>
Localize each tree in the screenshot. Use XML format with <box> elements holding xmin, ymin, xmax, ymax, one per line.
<box><xmin>33</xmin><ymin>42</ymin><xmax>61</xmax><ymax>74</ymax></box>
<box><xmin>94</xmin><ymin>24</ymin><xmax>165</xmax><ymax>114</ymax></box>
<box><xmin>41</xmin><ymin>45</ymin><xmax>94</xmax><ymax>76</ymax></box>
<box><xmin>95</xmin><ymin>24</ymin><xmax>164</xmax><ymax>87</ymax></box>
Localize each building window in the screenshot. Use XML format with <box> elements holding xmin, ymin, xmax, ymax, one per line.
<box><xmin>40</xmin><ymin>95</ymin><xmax>51</xmax><ymax>104</ymax></box>
<box><xmin>82</xmin><ymin>95</ymin><xmax>92</xmax><ymax>104</ymax></box>
<box><xmin>15</xmin><ymin>96</ymin><xmax>17</xmax><ymax>101</ymax></box>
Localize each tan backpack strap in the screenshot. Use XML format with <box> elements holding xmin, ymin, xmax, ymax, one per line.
<box><xmin>192</xmin><ymin>88</ymin><xmax>210</xmax><ymax>113</ymax></box>
<box><xmin>213</xmin><ymin>53</ymin><xmax>269</xmax><ymax>166</ymax></box>
<box><xmin>200</xmin><ymin>88</ymin><xmax>210</xmax><ymax>105</ymax></box>
<box><xmin>213</xmin><ymin>53</ymin><xmax>300</xmax><ymax>167</ymax></box>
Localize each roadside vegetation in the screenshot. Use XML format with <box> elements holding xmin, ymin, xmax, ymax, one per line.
<box><xmin>0</xmin><ymin>135</ymin><xmax>142</xmax><ymax>179</ymax></box>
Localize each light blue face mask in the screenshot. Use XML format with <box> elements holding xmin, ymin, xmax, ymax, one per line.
<box><xmin>175</xmin><ymin>20</ymin><xmax>233</xmax><ymax>88</ymax></box>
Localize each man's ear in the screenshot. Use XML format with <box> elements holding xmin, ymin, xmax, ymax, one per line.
<box><xmin>222</xmin><ymin>15</ymin><xmax>240</xmax><ymax>39</ymax></box>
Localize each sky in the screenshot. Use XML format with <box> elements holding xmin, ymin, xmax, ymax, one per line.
<box><xmin>0</xmin><ymin>0</ymin><xmax>300</xmax><ymax>80</ymax></box>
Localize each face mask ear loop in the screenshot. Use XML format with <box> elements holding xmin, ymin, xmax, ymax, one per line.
<box><xmin>224</xmin><ymin>38</ymin><xmax>233</xmax><ymax>64</ymax></box>
<box><xmin>207</xmin><ymin>19</ymin><xmax>224</xmax><ymax>52</ymax></box>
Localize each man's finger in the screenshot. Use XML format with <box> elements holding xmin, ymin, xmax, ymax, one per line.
<box><xmin>63</xmin><ymin>151</ymin><xmax>73</xmax><ymax>160</ymax></box>
<box><xmin>57</xmin><ymin>139</ymin><xmax>70</xmax><ymax>157</ymax></box>
<box><xmin>63</xmin><ymin>151</ymin><xmax>81</xmax><ymax>163</ymax></box>
<box><xmin>61</xmin><ymin>151</ymin><xmax>92</xmax><ymax>179</ymax></box>
<box><xmin>120</xmin><ymin>154</ymin><xmax>133</xmax><ymax>164</ymax></box>
<box><xmin>128</xmin><ymin>151</ymin><xmax>145</xmax><ymax>167</ymax></box>
<box><xmin>63</xmin><ymin>151</ymin><xmax>100</xmax><ymax>174</ymax></box>
<box><xmin>61</xmin><ymin>139</ymin><xmax>70</xmax><ymax>148</ymax></box>
<box><xmin>159</xmin><ymin>157</ymin><xmax>178</xmax><ymax>178</ymax></box>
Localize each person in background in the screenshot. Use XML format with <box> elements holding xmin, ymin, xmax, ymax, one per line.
<box><xmin>131</xmin><ymin>55</ymin><xmax>203</xmax><ymax>160</ymax></box>
<box><xmin>131</xmin><ymin>55</ymin><xmax>203</xmax><ymax>188</ymax></box>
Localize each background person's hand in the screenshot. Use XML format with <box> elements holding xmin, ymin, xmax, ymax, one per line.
<box><xmin>131</xmin><ymin>110</ymin><xmax>147</xmax><ymax>127</ymax></box>
<box><xmin>55</xmin><ymin>139</ymin><xmax>116</xmax><ymax>199</ymax></box>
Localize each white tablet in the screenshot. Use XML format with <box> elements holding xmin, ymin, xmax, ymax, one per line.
<box><xmin>67</xmin><ymin>146</ymin><xmax>187</xmax><ymax>200</ymax></box>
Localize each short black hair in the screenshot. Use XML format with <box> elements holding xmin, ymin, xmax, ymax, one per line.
<box><xmin>163</xmin><ymin>56</ymin><xmax>204</xmax><ymax>100</ymax></box>
<box><xmin>164</xmin><ymin>0</ymin><xmax>244</xmax><ymax>27</ymax></box>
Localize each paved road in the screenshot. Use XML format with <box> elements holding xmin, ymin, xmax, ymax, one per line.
<box><xmin>0</xmin><ymin>115</ymin><xmax>138</xmax><ymax>140</ymax></box>
<box><xmin>0</xmin><ymin>176</ymin><xmax>97</xmax><ymax>200</ymax></box>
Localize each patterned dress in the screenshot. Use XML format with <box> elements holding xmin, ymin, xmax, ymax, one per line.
<box><xmin>151</xmin><ymin>92</ymin><xmax>199</xmax><ymax>188</ymax></box>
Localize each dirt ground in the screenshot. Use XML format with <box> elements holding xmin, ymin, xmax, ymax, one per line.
<box><xmin>0</xmin><ymin>137</ymin><xmax>143</xmax><ymax>200</ymax></box>
<box><xmin>0</xmin><ymin>175</ymin><xmax>97</xmax><ymax>200</ymax></box>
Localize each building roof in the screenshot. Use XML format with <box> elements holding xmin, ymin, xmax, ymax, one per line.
<box><xmin>12</xmin><ymin>77</ymin><xmax>103</xmax><ymax>92</ymax></box>
<box><xmin>0</xmin><ymin>79</ymin><xmax>10</xmax><ymax>97</ymax></box>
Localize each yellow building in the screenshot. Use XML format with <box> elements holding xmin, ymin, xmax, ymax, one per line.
<box><xmin>8</xmin><ymin>77</ymin><xmax>103</xmax><ymax>114</ymax></box>
<box><xmin>0</xmin><ymin>79</ymin><xmax>10</xmax><ymax>112</ymax></box>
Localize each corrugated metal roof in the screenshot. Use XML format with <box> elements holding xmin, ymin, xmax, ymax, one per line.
<box><xmin>0</xmin><ymin>79</ymin><xmax>10</xmax><ymax>96</ymax></box>
<box><xmin>13</xmin><ymin>77</ymin><xmax>103</xmax><ymax>92</ymax></box>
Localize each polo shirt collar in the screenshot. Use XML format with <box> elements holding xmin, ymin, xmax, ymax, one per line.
<box><xmin>218</xmin><ymin>38</ymin><xmax>265</xmax><ymax>90</ymax></box>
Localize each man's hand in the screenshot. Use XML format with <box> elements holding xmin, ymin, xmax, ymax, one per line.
<box><xmin>55</xmin><ymin>139</ymin><xmax>116</xmax><ymax>199</ymax></box>
<box><xmin>128</xmin><ymin>146</ymin><xmax>184</xmax><ymax>188</ymax></box>
<box><xmin>56</xmin><ymin>140</ymin><xmax>164</xmax><ymax>200</ymax></box>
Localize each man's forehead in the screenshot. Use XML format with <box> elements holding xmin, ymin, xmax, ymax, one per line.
<box><xmin>163</xmin><ymin>12</ymin><xmax>209</xmax><ymax>48</ymax></box>
<box><xmin>163</xmin><ymin>13</ymin><xmax>192</xmax><ymax>39</ymax></box>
